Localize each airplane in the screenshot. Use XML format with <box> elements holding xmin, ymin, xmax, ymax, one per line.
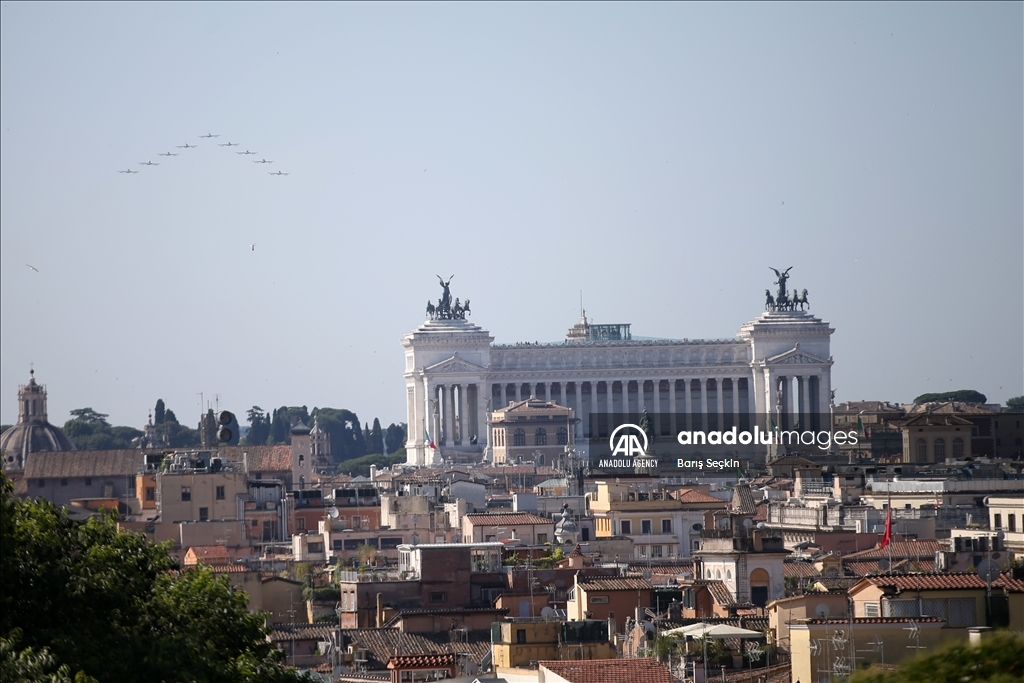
<box><xmin>158</xmin><ymin>151</ymin><xmax>178</xmax><ymax>157</ymax></box>
<box><xmin>138</xmin><ymin>160</ymin><xmax>160</xmax><ymax>166</ymax></box>
<box><xmin>176</xmin><ymin>142</ymin><xmax>196</xmax><ymax>149</ymax></box>
<box><xmin>236</xmin><ymin>150</ymin><xmax>257</xmax><ymax>155</ymax></box>
<box><xmin>268</xmin><ymin>171</ymin><xmax>289</xmax><ymax>176</ymax></box>
<box><xmin>118</xmin><ymin>168</ymin><xmax>139</xmax><ymax>174</ymax></box>
<box><xmin>199</xmin><ymin>132</ymin><xmax>220</xmax><ymax>138</ymax></box>
<box><xmin>218</xmin><ymin>141</ymin><xmax>239</xmax><ymax>147</ymax></box>
<box><xmin>252</xmin><ymin>158</ymin><xmax>274</xmax><ymax>164</ymax></box>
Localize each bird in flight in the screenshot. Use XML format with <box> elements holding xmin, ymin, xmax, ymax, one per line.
<box><xmin>199</xmin><ymin>132</ymin><xmax>220</xmax><ymax>138</ymax></box>
<box><xmin>176</xmin><ymin>142</ymin><xmax>196</xmax><ymax>149</ymax></box>
<box><xmin>26</xmin><ymin>264</ymin><xmax>39</xmax><ymax>272</ymax></box>
<box><xmin>218</xmin><ymin>141</ymin><xmax>239</xmax><ymax>147</ymax></box>
<box><xmin>237</xmin><ymin>150</ymin><xmax>257</xmax><ymax>155</ymax></box>
<box><xmin>250</xmin><ymin>244</ymin><xmax>256</xmax><ymax>251</ymax></box>
<box><xmin>158</xmin><ymin>151</ymin><xmax>178</xmax><ymax>157</ymax></box>
<box><xmin>268</xmin><ymin>170</ymin><xmax>289</xmax><ymax>176</ymax></box>
<box><xmin>252</xmin><ymin>158</ymin><xmax>274</xmax><ymax>164</ymax></box>
<box><xmin>138</xmin><ymin>160</ymin><xmax>160</xmax><ymax>166</ymax></box>
<box><xmin>118</xmin><ymin>168</ymin><xmax>139</xmax><ymax>174</ymax></box>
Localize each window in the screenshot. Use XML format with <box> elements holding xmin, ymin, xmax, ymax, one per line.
<box><xmin>181</xmin><ymin>486</ymin><xmax>191</xmax><ymax>501</ymax></box>
<box><xmin>864</xmin><ymin>602</ymin><xmax>880</xmax><ymax>618</ymax></box>
<box><xmin>916</xmin><ymin>439</ymin><xmax>927</xmax><ymax>462</ymax></box>
<box><xmin>662</xmin><ymin>519</ymin><xmax>672</xmax><ymax>534</ymax></box>
<box><xmin>934</xmin><ymin>438</ymin><xmax>945</xmax><ymax>460</ymax></box>
<box><xmin>513</xmin><ymin>429</ymin><xmax>526</xmax><ymax>446</ymax></box>
<box><xmin>620</xmin><ymin>520</ymin><xmax>632</xmax><ymax>535</ymax></box>
<box><xmin>534</xmin><ymin>428</ymin><xmax>547</xmax><ymax>446</ymax></box>
<box><xmin>1009</xmin><ymin>514</ymin><xmax>1017</xmax><ymax>532</ymax></box>
<box><xmin>651</xmin><ymin>545</ymin><xmax>663</xmax><ymax>558</ymax></box>
<box><xmin>516</xmin><ymin>629</ymin><xmax>527</xmax><ymax>644</ymax></box>
<box><xmin>557</xmin><ymin>427</ymin><xmax>568</xmax><ymax>445</ymax></box>
<box><xmin>338</xmin><ymin>515</ymin><xmax>347</xmax><ymax>528</ymax></box>
<box><xmin>297</xmin><ymin>517</ymin><xmax>306</xmax><ymax>531</ymax></box>
<box><xmin>199</xmin><ymin>507</ymin><xmax>209</xmax><ymax>521</ymax></box>
<box><xmin>430</xmin><ymin>592</ymin><xmax>447</xmax><ymax>603</ymax></box>
<box><xmin>146</xmin><ymin>487</ymin><xmax>155</xmax><ymax>501</ymax></box>
<box><xmin>641</xmin><ymin>520</ymin><xmax>652</xmax><ymax>535</ymax></box>
<box><xmin>85</xmin><ymin>477</ymin><xmax>92</xmax><ymax>486</ymax></box>
<box><xmin>60</xmin><ymin>478</ymin><xmax>68</xmax><ymax>486</ymax></box>
<box><xmin>953</xmin><ymin>438</ymin><xmax>964</xmax><ymax>458</ymax></box>
<box><xmin>726</xmin><ymin>569</ymin><xmax>732</xmax><ymax>580</ymax></box>
<box><xmin>638</xmin><ymin>545</ymin><xmax>647</xmax><ymax>558</ymax></box>
<box><xmin>216</xmin><ymin>486</ymin><xmax>225</xmax><ymax>500</ymax></box>
<box><xmin>537</xmin><ymin>533</ymin><xmax>548</xmax><ymax>544</ymax></box>
<box><xmin>994</xmin><ymin>514</ymin><xmax>1002</xmax><ymax>530</ymax></box>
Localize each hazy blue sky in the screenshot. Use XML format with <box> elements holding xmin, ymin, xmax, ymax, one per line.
<box><xmin>2</xmin><ymin>2</ymin><xmax>1021</xmax><ymax>430</ymax></box>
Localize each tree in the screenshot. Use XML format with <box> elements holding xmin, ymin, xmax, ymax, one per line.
<box><xmin>384</xmin><ymin>423</ymin><xmax>406</xmax><ymax>453</ymax></box>
<box><xmin>845</xmin><ymin>630</ymin><xmax>1023</xmax><ymax>683</ymax></box>
<box><xmin>311</xmin><ymin>408</ymin><xmax>366</xmax><ymax>463</ymax></box>
<box><xmin>164</xmin><ymin>408</ymin><xmax>177</xmax><ymax>424</ymax></box>
<box><xmin>153</xmin><ymin>399</ymin><xmax>165</xmax><ymax>425</ymax></box>
<box><xmin>1006</xmin><ymin>396</ymin><xmax>1024</xmax><ymax>411</ymax></box>
<box><xmin>368</xmin><ymin>418</ymin><xmax>384</xmax><ymax>455</ymax></box>
<box><xmin>67</xmin><ymin>408</ymin><xmax>109</xmax><ymax>425</ymax></box>
<box><xmin>244</xmin><ymin>406</ymin><xmax>270</xmax><ymax>446</ymax></box>
<box><xmin>913</xmin><ymin>390</ymin><xmax>988</xmax><ymax>404</ymax></box>
<box><xmin>62</xmin><ymin>410</ymin><xmax>142</xmax><ymax>451</ymax></box>
<box><xmin>0</xmin><ymin>472</ymin><xmax>313</xmax><ymax>683</ymax></box>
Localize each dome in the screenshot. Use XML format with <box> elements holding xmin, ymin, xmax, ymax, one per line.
<box><xmin>0</xmin><ymin>370</ymin><xmax>76</xmax><ymax>471</ymax></box>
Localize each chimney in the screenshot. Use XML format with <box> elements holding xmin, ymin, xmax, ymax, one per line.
<box><xmin>376</xmin><ymin>592</ymin><xmax>383</xmax><ymax>628</ymax></box>
<box><xmin>607</xmin><ymin>612</ymin><xmax>616</xmax><ymax>641</ymax></box>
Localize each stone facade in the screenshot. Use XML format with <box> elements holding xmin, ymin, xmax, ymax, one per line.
<box><xmin>402</xmin><ymin>307</ymin><xmax>834</xmax><ymax>466</ymax></box>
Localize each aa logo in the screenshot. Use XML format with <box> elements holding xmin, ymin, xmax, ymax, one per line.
<box><xmin>609</xmin><ymin>424</ymin><xmax>648</xmax><ymax>457</ymax></box>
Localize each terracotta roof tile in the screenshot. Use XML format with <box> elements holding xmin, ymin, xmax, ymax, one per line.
<box><xmin>387</xmin><ymin>653</ymin><xmax>456</xmax><ymax>669</ymax></box>
<box><xmin>464</xmin><ymin>512</ymin><xmax>554</xmax><ymax>526</ymax></box>
<box><xmin>579</xmin><ymin>578</ymin><xmax>652</xmax><ymax>592</ymax></box>
<box><xmin>540</xmin><ymin>658</ymin><xmax>672</xmax><ymax>683</ymax></box>
<box><xmin>219</xmin><ymin>445</ymin><xmax>292</xmax><ymax>472</ymax></box>
<box><xmin>783</xmin><ymin>562</ymin><xmax>820</xmax><ymax>578</ymax></box>
<box><xmin>24</xmin><ymin>449</ymin><xmax>143</xmax><ymax>478</ymax></box>
<box><xmin>843</xmin><ymin>540</ymin><xmax>941</xmax><ymax>560</ymax></box>
<box><xmin>676</xmin><ymin>488</ymin><xmax>727</xmax><ymax>504</ymax></box>
<box><xmin>858</xmin><ymin>572</ymin><xmax>988</xmax><ymax>591</ymax></box>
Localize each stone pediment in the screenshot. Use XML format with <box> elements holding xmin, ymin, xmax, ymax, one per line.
<box><xmin>765</xmin><ymin>346</ymin><xmax>830</xmax><ymax>366</ymax></box>
<box><xmin>425</xmin><ymin>355</ymin><xmax>488</xmax><ymax>374</ymax></box>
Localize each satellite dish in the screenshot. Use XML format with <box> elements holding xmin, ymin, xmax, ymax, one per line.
<box><xmin>328</xmin><ymin>507</ymin><xmax>340</xmax><ymax>520</ymax></box>
<box><xmin>691</xmin><ymin>523</ymin><xmax>703</xmax><ymax>532</ymax></box>
<box><xmin>742</xmin><ymin>518</ymin><xmax>753</xmax><ymax>529</ymax></box>
<box><xmin>756</xmin><ymin>522</ymin><xmax>767</xmax><ymax>530</ymax></box>
<box><xmin>642</xmin><ymin>570</ymin><xmax>653</xmax><ymax>580</ymax></box>
<box><xmin>977</xmin><ymin>559</ymin><xmax>999</xmax><ymax>584</ymax></box>
<box><xmin>541</xmin><ymin>606</ymin><xmax>555</xmax><ymax>618</ymax></box>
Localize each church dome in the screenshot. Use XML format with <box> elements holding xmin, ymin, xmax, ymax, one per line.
<box><xmin>0</xmin><ymin>370</ymin><xmax>76</xmax><ymax>471</ymax></box>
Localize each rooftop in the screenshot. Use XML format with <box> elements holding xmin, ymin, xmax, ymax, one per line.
<box><xmin>539</xmin><ymin>658</ymin><xmax>672</xmax><ymax>683</ymax></box>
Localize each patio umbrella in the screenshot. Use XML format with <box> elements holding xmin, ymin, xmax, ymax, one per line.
<box><xmin>662</xmin><ymin>623</ymin><xmax>763</xmax><ymax>639</ymax></box>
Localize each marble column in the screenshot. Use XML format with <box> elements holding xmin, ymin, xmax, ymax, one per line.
<box><xmin>700</xmin><ymin>378</ymin><xmax>708</xmax><ymax>431</ymax></box>
<box><xmin>669</xmin><ymin>380</ymin><xmax>678</xmax><ymax>435</ymax></box>
<box><xmin>715</xmin><ymin>378</ymin><xmax>724</xmax><ymax>430</ymax></box>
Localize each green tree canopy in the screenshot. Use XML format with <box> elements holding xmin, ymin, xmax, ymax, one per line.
<box><xmin>311</xmin><ymin>407</ymin><xmax>366</xmax><ymax>463</ymax></box>
<box><xmin>845</xmin><ymin>630</ymin><xmax>1023</xmax><ymax>683</ymax></box>
<box><xmin>384</xmin><ymin>423</ymin><xmax>406</xmax><ymax>453</ymax></box>
<box><xmin>1006</xmin><ymin>396</ymin><xmax>1024</xmax><ymax>411</ymax></box>
<box><xmin>63</xmin><ymin>409</ymin><xmax>142</xmax><ymax>450</ymax></box>
<box><xmin>0</xmin><ymin>473</ymin><xmax>312</xmax><ymax>683</ymax></box>
<box><xmin>913</xmin><ymin>389</ymin><xmax>988</xmax><ymax>404</ymax></box>
<box><xmin>244</xmin><ymin>406</ymin><xmax>270</xmax><ymax>445</ymax></box>
<box><xmin>153</xmin><ymin>399</ymin><xmax>166</xmax><ymax>425</ymax></box>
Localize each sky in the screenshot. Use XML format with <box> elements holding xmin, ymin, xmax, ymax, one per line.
<box><xmin>1</xmin><ymin>2</ymin><xmax>1021</xmax><ymax>431</ymax></box>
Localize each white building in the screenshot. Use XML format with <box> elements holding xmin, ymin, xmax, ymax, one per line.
<box><xmin>403</xmin><ymin>284</ymin><xmax>834</xmax><ymax>467</ymax></box>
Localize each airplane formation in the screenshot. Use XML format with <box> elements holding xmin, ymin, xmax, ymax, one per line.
<box><xmin>119</xmin><ymin>133</ymin><xmax>290</xmax><ymax>176</ymax></box>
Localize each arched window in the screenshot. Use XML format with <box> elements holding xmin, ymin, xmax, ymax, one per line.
<box><xmin>513</xmin><ymin>429</ymin><xmax>526</xmax><ymax>447</ymax></box>
<box><xmin>934</xmin><ymin>438</ymin><xmax>945</xmax><ymax>460</ymax></box>
<box><xmin>557</xmin><ymin>427</ymin><xmax>569</xmax><ymax>445</ymax></box>
<box><xmin>534</xmin><ymin>428</ymin><xmax>547</xmax><ymax>446</ymax></box>
<box><xmin>715</xmin><ymin>569</ymin><xmax>722</xmax><ymax>580</ymax></box>
<box><xmin>726</xmin><ymin>569</ymin><xmax>732</xmax><ymax>581</ymax></box>
<box><xmin>916</xmin><ymin>438</ymin><xmax>927</xmax><ymax>462</ymax></box>
<box><xmin>953</xmin><ymin>438</ymin><xmax>964</xmax><ymax>458</ymax></box>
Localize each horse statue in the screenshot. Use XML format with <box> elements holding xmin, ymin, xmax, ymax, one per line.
<box><xmin>426</xmin><ymin>300</ymin><xmax>435</xmax><ymax>318</ymax></box>
<box><xmin>452</xmin><ymin>298</ymin><xmax>463</xmax><ymax>318</ymax></box>
<box><xmin>765</xmin><ymin>289</ymin><xmax>775</xmax><ymax>311</ymax></box>
<box><xmin>788</xmin><ymin>291</ymin><xmax>799</xmax><ymax>311</ymax></box>
<box><xmin>799</xmin><ymin>289</ymin><xmax>809</xmax><ymax>310</ymax></box>
<box><xmin>463</xmin><ymin>299</ymin><xmax>471</xmax><ymax>316</ymax></box>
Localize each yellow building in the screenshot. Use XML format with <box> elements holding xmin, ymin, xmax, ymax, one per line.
<box><xmin>489</xmin><ymin>398</ymin><xmax>574</xmax><ymax>466</ymax></box>
<box><xmin>490</xmin><ymin>619</ymin><xmax>615</xmax><ymax>668</ymax></box>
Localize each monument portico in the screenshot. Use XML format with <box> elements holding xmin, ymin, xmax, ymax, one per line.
<box><xmin>403</xmin><ymin>271</ymin><xmax>834</xmax><ymax>466</ymax></box>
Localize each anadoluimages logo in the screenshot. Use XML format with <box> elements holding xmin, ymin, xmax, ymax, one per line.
<box><xmin>609</xmin><ymin>423</ymin><xmax>648</xmax><ymax>457</ymax></box>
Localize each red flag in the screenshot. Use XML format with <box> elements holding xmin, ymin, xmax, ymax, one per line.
<box><xmin>880</xmin><ymin>504</ymin><xmax>892</xmax><ymax>549</ymax></box>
